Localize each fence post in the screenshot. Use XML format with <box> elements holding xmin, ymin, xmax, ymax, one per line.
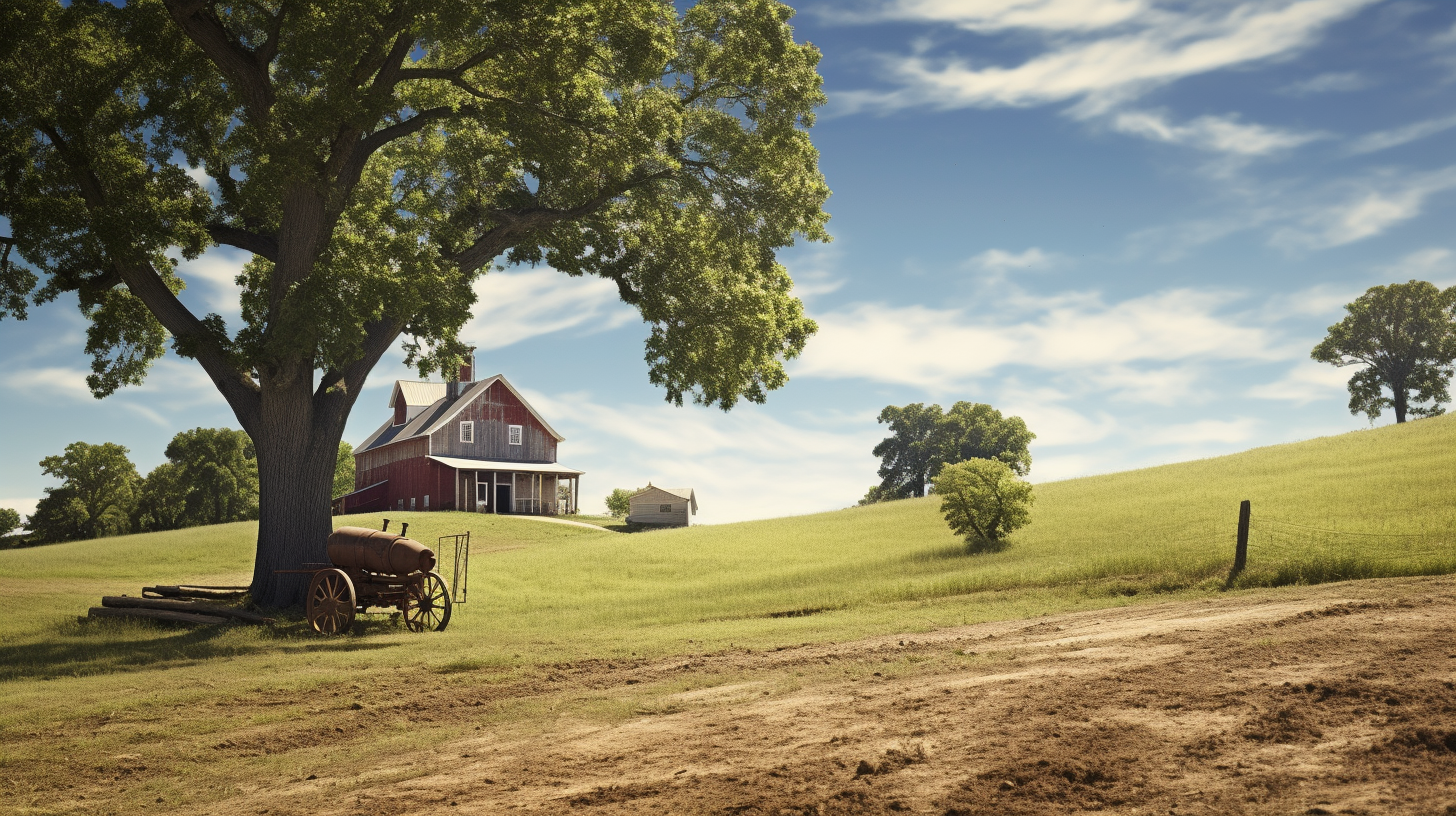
<box><xmin>1234</xmin><ymin>499</ymin><xmax>1251</xmax><ymax>573</ymax></box>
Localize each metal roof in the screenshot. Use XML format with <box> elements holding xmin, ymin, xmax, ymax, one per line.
<box><xmin>358</xmin><ymin>374</ymin><xmax>565</xmax><ymax>454</ymax></box>
<box><xmin>426</xmin><ymin>456</ymin><xmax>584</xmax><ymax>476</ymax></box>
<box><xmin>631</xmin><ymin>485</ymin><xmax>697</xmax><ymax>513</ymax></box>
<box><xmin>389</xmin><ymin>380</ymin><xmax>447</xmax><ymax>408</ymax></box>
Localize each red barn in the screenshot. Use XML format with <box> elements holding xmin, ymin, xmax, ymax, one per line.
<box><xmin>334</xmin><ymin>366</ymin><xmax>582</xmax><ymax>516</ymax></box>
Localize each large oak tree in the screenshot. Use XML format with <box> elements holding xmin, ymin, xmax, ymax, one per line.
<box><xmin>0</xmin><ymin>0</ymin><xmax>829</xmax><ymax>606</ymax></box>
<box><xmin>1312</xmin><ymin>280</ymin><xmax>1456</xmax><ymax>424</ymax></box>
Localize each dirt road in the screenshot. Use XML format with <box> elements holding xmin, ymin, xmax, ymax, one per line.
<box><xmin>28</xmin><ymin>577</ymin><xmax>1456</xmax><ymax>815</ymax></box>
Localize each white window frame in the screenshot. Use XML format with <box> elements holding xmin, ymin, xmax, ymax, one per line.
<box><xmin>508</xmin><ymin>424</ymin><xmax>523</xmax><ymax>446</ymax></box>
<box><xmin>460</xmin><ymin>420</ymin><xmax>474</xmax><ymax>444</ymax></box>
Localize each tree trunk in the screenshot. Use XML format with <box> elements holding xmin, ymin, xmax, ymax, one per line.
<box><xmin>1394</xmin><ymin>381</ymin><xmax>1408</xmax><ymax>423</ymax></box>
<box><xmin>246</xmin><ymin>374</ymin><xmax>349</xmax><ymax>609</ymax></box>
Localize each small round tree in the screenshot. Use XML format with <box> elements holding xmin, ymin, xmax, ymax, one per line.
<box><xmin>933</xmin><ymin>459</ymin><xmax>1034</xmax><ymax>553</ymax></box>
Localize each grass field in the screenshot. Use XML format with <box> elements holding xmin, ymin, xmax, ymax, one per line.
<box><xmin>4</xmin><ymin>413</ymin><xmax>1456</xmax><ymax>685</ymax></box>
<box><xmin>3</xmin><ymin>415</ymin><xmax>1455</xmax><ymax>814</ymax></box>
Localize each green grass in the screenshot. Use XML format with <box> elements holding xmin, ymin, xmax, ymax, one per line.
<box><xmin>3</xmin><ymin>413</ymin><xmax>1456</xmax><ymax>693</ymax></box>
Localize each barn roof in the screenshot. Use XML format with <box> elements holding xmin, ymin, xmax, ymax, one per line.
<box><xmin>357</xmin><ymin>374</ymin><xmax>564</xmax><ymax>454</ymax></box>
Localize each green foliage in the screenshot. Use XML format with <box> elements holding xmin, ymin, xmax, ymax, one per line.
<box><xmin>0</xmin><ymin>507</ymin><xmax>20</xmax><ymax>537</ymax></box>
<box><xmin>1311</xmin><ymin>280</ymin><xmax>1456</xmax><ymax>423</ymax></box>
<box><xmin>0</xmin><ymin>0</ymin><xmax>829</xmax><ymax>409</ymax></box>
<box><xmin>132</xmin><ymin>461</ymin><xmax>189</xmax><ymax>533</ymax></box>
<box><xmin>933</xmin><ymin>459</ymin><xmax>1035</xmax><ymax>552</ymax></box>
<box><xmin>29</xmin><ymin>442</ymin><xmax>139</xmax><ymax>542</ymax></box>
<box><xmin>869</xmin><ymin>402</ymin><xmax>1034</xmax><ymax>499</ymax></box>
<box><xmin>132</xmin><ymin>428</ymin><xmax>258</xmax><ymax>532</ymax></box>
<box><xmin>333</xmin><ymin>441</ymin><xmax>355</xmax><ymax>500</ymax></box>
<box><xmin>605</xmin><ymin>487</ymin><xmax>641</xmax><ymax>518</ymax></box>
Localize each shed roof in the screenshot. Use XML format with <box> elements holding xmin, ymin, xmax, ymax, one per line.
<box><xmin>630</xmin><ymin>485</ymin><xmax>697</xmax><ymax>514</ymax></box>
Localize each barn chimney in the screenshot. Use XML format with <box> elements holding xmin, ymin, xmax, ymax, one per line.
<box><xmin>459</xmin><ymin>348</ymin><xmax>475</xmax><ymax>383</ymax></box>
<box><xmin>446</xmin><ymin>348</ymin><xmax>475</xmax><ymax>401</ymax></box>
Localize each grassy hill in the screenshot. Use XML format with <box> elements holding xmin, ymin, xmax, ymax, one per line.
<box><xmin>3</xmin><ymin>413</ymin><xmax>1455</xmax><ymax>687</ymax></box>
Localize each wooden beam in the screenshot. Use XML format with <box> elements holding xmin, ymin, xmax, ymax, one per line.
<box><xmin>87</xmin><ymin>606</ymin><xmax>231</xmax><ymax>625</ymax></box>
<box><xmin>102</xmin><ymin>595</ymin><xmax>274</xmax><ymax>624</ymax></box>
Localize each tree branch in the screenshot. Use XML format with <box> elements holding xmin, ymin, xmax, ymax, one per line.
<box><xmin>206</xmin><ymin>223</ymin><xmax>278</xmax><ymax>262</ymax></box>
<box><xmin>161</xmin><ymin>0</ymin><xmax>274</xmax><ymax>122</ymax></box>
<box><xmin>449</xmin><ymin>169</ymin><xmax>675</xmax><ymax>275</ymax></box>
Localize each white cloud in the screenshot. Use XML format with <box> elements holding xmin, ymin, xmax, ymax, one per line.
<box><xmin>1271</xmin><ymin>166</ymin><xmax>1456</xmax><ymax>249</ymax></box>
<box><xmin>1379</xmin><ymin>247</ymin><xmax>1454</xmax><ymax>281</ymax></box>
<box><xmin>832</xmin><ymin>0</ymin><xmax>1378</xmax><ymax>116</ymax></box>
<box><xmin>1111</xmin><ymin>110</ymin><xmax>1322</xmax><ymax>156</ymax></box>
<box><xmin>521</xmin><ymin>389</ymin><xmax>883</xmax><ymax>522</ymax></box>
<box><xmin>0</xmin><ymin>497</ymin><xmax>39</xmax><ymax>525</ymax></box>
<box><xmin>1246</xmin><ymin>361</ymin><xmax>1349</xmax><ymax>404</ymax></box>
<box><xmin>966</xmin><ymin>247</ymin><xmax>1060</xmax><ymax>275</ymax></box>
<box><xmin>1279</xmin><ymin>70</ymin><xmax>1371</xmax><ymax>94</ymax></box>
<box><xmin>462</xmin><ymin>268</ymin><xmax>636</xmax><ymax>352</ymax></box>
<box><xmin>1348</xmin><ymin>112</ymin><xmax>1456</xmax><ymax>155</ymax></box>
<box><xmin>794</xmin><ymin>288</ymin><xmax>1283</xmax><ymax>391</ymax></box>
<box><xmin>4</xmin><ymin>366</ymin><xmax>92</xmax><ymax>401</ymax></box>
<box><xmin>176</xmin><ymin>245</ymin><xmax>249</xmax><ymax>318</ymax></box>
<box><xmin>1142</xmin><ymin>417</ymin><xmax>1260</xmax><ymax>446</ymax></box>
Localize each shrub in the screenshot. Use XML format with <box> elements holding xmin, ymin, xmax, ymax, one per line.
<box><xmin>933</xmin><ymin>459</ymin><xmax>1034</xmax><ymax>553</ymax></box>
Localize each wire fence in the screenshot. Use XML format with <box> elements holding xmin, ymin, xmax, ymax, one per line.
<box><xmin>1238</xmin><ymin>512</ymin><xmax>1456</xmax><ymax>585</ymax></box>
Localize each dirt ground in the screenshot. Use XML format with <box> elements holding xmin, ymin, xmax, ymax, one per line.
<box><xmin>23</xmin><ymin>576</ymin><xmax>1456</xmax><ymax>816</ymax></box>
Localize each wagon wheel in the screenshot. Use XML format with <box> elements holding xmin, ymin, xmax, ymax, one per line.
<box><xmin>306</xmin><ymin>569</ymin><xmax>356</xmax><ymax>635</ymax></box>
<box><xmin>403</xmin><ymin>572</ymin><xmax>452</xmax><ymax>633</ymax></box>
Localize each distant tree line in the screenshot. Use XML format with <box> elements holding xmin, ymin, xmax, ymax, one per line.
<box><xmin>15</xmin><ymin>430</ymin><xmax>352</xmax><ymax>545</ymax></box>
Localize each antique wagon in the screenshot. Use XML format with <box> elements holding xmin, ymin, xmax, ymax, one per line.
<box><xmin>283</xmin><ymin>521</ymin><xmax>467</xmax><ymax>635</ymax></box>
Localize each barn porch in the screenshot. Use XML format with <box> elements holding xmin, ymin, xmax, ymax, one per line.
<box><xmin>428</xmin><ymin>456</ymin><xmax>584</xmax><ymax>516</ymax></box>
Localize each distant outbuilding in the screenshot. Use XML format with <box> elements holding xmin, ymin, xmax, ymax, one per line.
<box><xmin>626</xmin><ymin>485</ymin><xmax>697</xmax><ymax>528</ymax></box>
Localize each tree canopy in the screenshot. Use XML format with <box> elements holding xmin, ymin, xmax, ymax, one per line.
<box><xmin>333</xmin><ymin>441</ymin><xmax>355</xmax><ymax>500</ymax></box>
<box><xmin>605</xmin><ymin>487</ymin><xmax>641</xmax><ymax>518</ymax></box>
<box><xmin>28</xmin><ymin>441</ymin><xmax>140</xmax><ymax>542</ymax></box>
<box><xmin>1311</xmin><ymin>280</ymin><xmax>1456</xmax><ymax>423</ymax></box>
<box><xmin>0</xmin><ymin>508</ymin><xmax>20</xmax><ymax>538</ymax></box>
<box><xmin>0</xmin><ymin>0</ymin><xmax>831</xmax><ymax>606</ymax></box>
<box><xmin>863</xmin><ymin>402</ymin><xmax>1034</xmax><ymax>502</ymax></box>
<box><xmin>932</xmin><ymin>458</ymin><xmax>1034</xmax><ymax>552</ymax></box>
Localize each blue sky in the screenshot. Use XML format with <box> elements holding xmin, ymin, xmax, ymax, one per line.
<box><xmin>3</xmin><ymin>0</ymin><xmax>1455</xmax><ymax>524</ymax></box>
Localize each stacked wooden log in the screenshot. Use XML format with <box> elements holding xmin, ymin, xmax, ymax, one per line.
<box><xmin>81</xmin><ymin>585</ymin><xmax>273</xmax><ymax>626</ymax></box>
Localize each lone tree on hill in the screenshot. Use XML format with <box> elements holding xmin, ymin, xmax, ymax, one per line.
<box><xmin>0</xmin><ymin>0</ymin><xmax>829</xmax><ymax>606</ymax></box>
<box><xmin>1312</xmin><ymin>281</ymin><xmax>1456</xmax><ymax>424</ymax></box>
<box><xmin>862</xmin><ymin>402</ymin><xmax>1033</xmax><ymax>503</ymax></box>
<box><xmin>932</xmin><ymin>458</ymin><xmax>1034</xmax><ymax>553</ymax></box>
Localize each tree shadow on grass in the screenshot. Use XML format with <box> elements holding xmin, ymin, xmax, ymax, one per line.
<box><xmin>906</xmin><ymin>539</ymin><xmax>1013</xmax><ymax>562</ymax></box>
<box><xmin>0</xmin><ymin>618</ymin><xmax>403</xmax><ymax>683</ymax></box>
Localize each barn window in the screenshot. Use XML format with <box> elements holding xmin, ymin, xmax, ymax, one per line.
<box><xmin>660</xmin><ymin>504</ymin><xmax>673</xmax><ymax>513</ymax></box>
<box><xmin>424</xmin><ymin>495</ymin><xmax>430</xmax><ymax>510</ymax></box>
<box><xmin>460</xmin><ymin>421</ymin><xmax>474</xmax><ymax>443</ymax></box>
<box><xmin>410</xmin><ymin>497</ymin><xmax>416</xmax><ymax>510</ymax></box>
<box><xmin>508</xmin><ymin>424</ymin><xmax>522</xmax><ymax>445</ymax></box>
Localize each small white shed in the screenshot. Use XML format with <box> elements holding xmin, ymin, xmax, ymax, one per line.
<box><xmin>626</xmin><ymin>485</ymin><xmax>697</xmax><ymax>528</ymax></box>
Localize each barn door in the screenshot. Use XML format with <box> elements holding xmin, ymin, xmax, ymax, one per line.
<box><xmin>496</xmin><ymin>484</ymin><xmax>512</xmax><ymax>514</ymax></box>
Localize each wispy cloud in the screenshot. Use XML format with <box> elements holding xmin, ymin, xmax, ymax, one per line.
<box><xmin>1143</xmin><ymin>417</ymin><xmax>1260</xmax><ymax>446</ymax></box>
<box><xmin>462</xmin><ymin>268</ymin><xmax>636</xmax><ymax>352</ymax></box>
<box><xmin>1279</xmin><ymin>70</ymin><xmax>1371</xmax><ymax>95</ymax></box>
<box><xmin>794</xmin><ymin>287</ymin><xmax>1286</xmax><ymax>391</ymax></box>
<box><xmin>522</xmin><ymin>389</ymin><xmax>883</xmax><ymax>521</ymax></box>
<box><xmin>832</xmin><ymin>0</ymin><xmax>1378</xmax><ymax>116</ymax></box>
<box><xmin>1348</xmin><ymin>112</ymin><xmax>1456</xmax><ymax>155</ymax></box>
<box><xmin>1246</xmin><ymin>361</ymin><xmax>1350</xmax><ymax>404</ymax></box>
<box><xmin>1271</xmin><ymin>165</ymin><xmax>1456</xmax><ymax>249</ymax></box>
<box><xmin>967</xmin><ymin>247</ymin><xmax>1060</xmax><ymax>274</ymax></box>
<box><xmin>1111</xmin><ymin>110</ymin><xmax>1323</xmax><ymax>156</ymax></box>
